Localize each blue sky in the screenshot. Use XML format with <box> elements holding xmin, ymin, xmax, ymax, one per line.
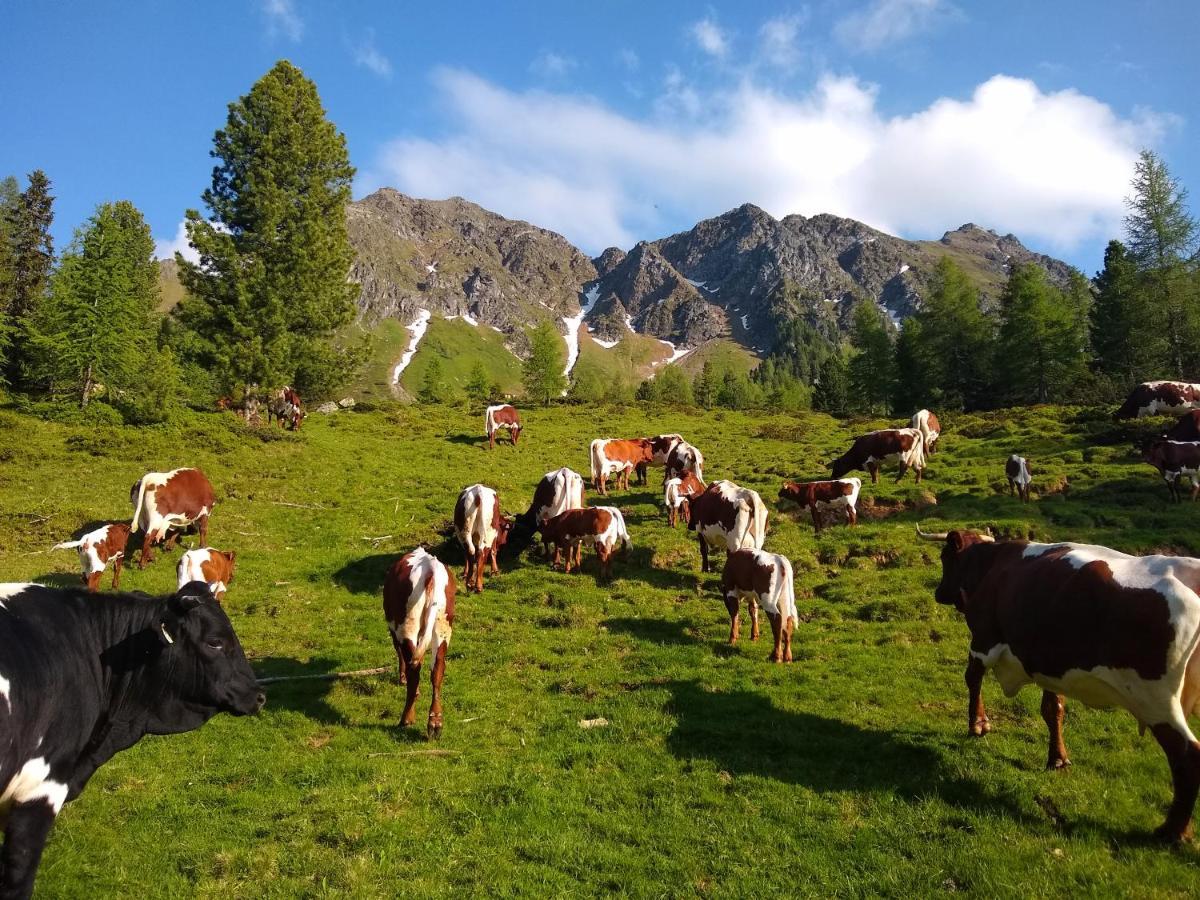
<box><xmin>2</xmin><ymin>0</ymin><xmax>1196</xmax><ymax>273</ymax></box>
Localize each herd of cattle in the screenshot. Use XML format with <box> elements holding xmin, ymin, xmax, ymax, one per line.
<box><xmin>2</xmin><ymin>379</ymin><xmax>1200</xmax><ymax>894</ymax></box>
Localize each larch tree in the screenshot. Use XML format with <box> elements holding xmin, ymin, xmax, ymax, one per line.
<box><xmin>522</xmin><ymin>320</ymin><xmax>567</xmax><ymax>406</ymax></box>
<box><xmin>848</xmin><ymin>301</ymin><xmax>895</xmax><ymax>414</ymax></box>
<box><xmin>994</xmin><ymin>264</ymin><xmax>1087</xmax><ymax>405</ymax></box>
<box><xmin>910</xmin><ymin>257</ymin><xmax>993</xmax><ymax>410</ymax></box>
<box><xmin>175</xmin><ymin>60</ymin><xmax>359</xmax><ymax>417</ymax></box>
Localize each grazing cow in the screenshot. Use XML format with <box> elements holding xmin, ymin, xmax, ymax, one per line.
<box><xmin>830</xmin><ymin>428</ymin><xmax>925</xmax><ymax>484</ymax></box>
<box><xmin>382</xmin><ymin>548</ymin><xmax>456</xmax><ymax>738</ymax></box>
<box><xmin>778</xmin><ymin>479</ymin><xmax>861</xmax><ymax>533</ymax></box>
<box><xmin>1115</xmin><ymin>381</ymin><xmax>1200</xmax><ymax>420</ymax></box>
<box><xmin>665</xmin><ymin>439</ymin><xmax>705</xmax><ymax>483</ymax></box>
<box><xmin>720</xmin><ymin>549</ymin><xmax>798</xmax><ymax>662</ymax></box>
<box><xmin>52</xmin><ymin>522</ymin><xmax>132</xmax><ymax>592</ymax></box>
<box><xmin>0</xmin><ymin>581</ymin><xmax>263</xmax><ymax>898</ymax></box>
<box><xmin>176</xmin><ymin>548</ymin><xmax>237</xmax><ymax>601</ymax></box>
<box><xmin>129</xmin><ymin>468</ymin><xmax>215</xmax><ymax>568</ymax></box>
<box><xmin>589</xmin><ymin>438</ymin><xmax>653</xmax><ymax>495</ymax></box>
<box><xmin>686</xmin><ymin>480</ymin><xmax>768</xmax><ymax>573</ymax></box>
<box><xmin>485</xmin><ymin>404</ymin><xmax>522</xmax><ymax>449</ymax></box>
<box><xmin>539</xmin><ymin>507</ymin><xmax>631</xmax><ymax>579</ymax></box>
<box><xmin>1165</xmin><ymin>410</ymin><xmax>1200</xmax><ymax>442</ymax></box>
<box><xmin>453</xmin><ymin>484</ymin><xmax>513</xmax><ymax>593</ymax></box>
<box><xmin>634</xmin><ymin>433</ymin><xmax>683</xmax><ymax>485</ymax></box>
<box><xmin>1143</xmin><ymin>440</ymin><xmax>1200</xmax><ymax>502</ymax></box>
<box><xmin>266</xmin><ymin>385</ymin><xmax>304</xmax><ymax>430</ymax></box>
<box><xmin>513</xmin><ymin>467</ymin><xmax>585</xmax><ymax>554</ymax></box>
<box><xmin>911</xmin><ymin>409</ymin><xmax>941</xmax><ymax>455</ymax></box>
<box><xmin>664</xmin><ymin>471</ymin><xmax>706</xmax><ymax>528</ymax></box>
<box><xmin>1006</xmin><ymin>455</ymin><xmax>1033</xmax><ymax>502</ymax></box>
<box><xmin>917</xmin><ymin>526</ymin><xmax>1200</xmax><ymax>842</ymax></box>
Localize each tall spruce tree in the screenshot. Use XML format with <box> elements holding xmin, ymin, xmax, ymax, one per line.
<box><xmin>0</xmin><ymin>175</ymin><xmax>19</xmax><ymax>371</ymax></box>
<box><xmin>813</xmin><ymin>352</ymin><xmax>850</xmax><ymax>416</ymax></box>
<box><xmin>909</xmin><ymin>257</ymin><xmax>993</xmax><ymax>410</ymax></box>
<box><xmin>1123</xmin><ymin>150</ymin><xmax>1200</xmax><ymax>377</ymax></box>
<box><xmin>522</xmin><ymin>320</ymin><xmax>566</xmax><ymax>405</ymax></box>
<box><xmin>4</xmin><ymin>170</ymin><xmax>54</xmax><ymax>383</ymax></box>
<box><xmin>994</xmin><ymin>263</ymin><xmax>1087</xmax><ymax>404</ymax></box>
<box><xmin>1090</xmin><ymin>240</ymin><xmax>1154</xmax><ymax>387</ymax></box>
<box><xmin>175</xmin><ymin>60</ymin><xmax>358</xmax><ymax>415</ymax></box>
<box><xmin>848</xmin><ymin>301</ymin><xmax>894</xmax><ymax>414</ymax></box>
<box><xmin>24</xmin><ymin>201</ymin><xmax>160</xmax><ymax>408</ymax></box>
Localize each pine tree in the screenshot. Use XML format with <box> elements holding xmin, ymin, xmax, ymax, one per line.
<box><xmin>911</xmin><ymin>257</ymin><xmax>993</xmax><ymax>410</ymax></box>
<box><xmin>848</xmin><ymin>301</ymin><xmax>894</xmax><ymax>414</ymax></box>
<box><xmin>813</xmin><ymin>353</ymin><xmax>850</xmax><ymax>416</ymax></box>
<box><xmin>522</xmin><ymin>320</ymin><xmax>566</xmax><ymax>405</ymax></box>
<box><xmin>994</xmin><ymin>264</ymin><xmax>1087</xmax><ymax>404</ymax></box>
<box><xmin>24</xmin><ymin>201</ymin><xmax>160</xmax><ymax>409</ymax></box>
<box><xmin>0</xmin><ymin>175</ymin><xmax>20</xmax><ymax>371</ymax></box>
<box><xmin>652</xmin><ymin>363</ymin><xmax>693</xmax><ymax>407</ymax></box>
<box><xmin>1123</xmin><ymin>150</ymin><xmax>1200</xmax><ymax>377</ymax></box>
<box><xmin>693</xmin><ymin>360</ymin><xmax>720</xmax><ymax>408</ymax></box>
<box><xmin>891</xmin><ymin>317</ymin><xmax>931</xmax><ymax>413</ymax></box>
<box><xmin>175</xmin><ymin>60</ymin><xmax>358</xmax><ymax>415</ymax></box>
<box><xmin>4</xmin><ymin>170</ymin><xmax>54</xmax><ymax>383</ymax></box>
<box><xmin>1090</xmin><ymin>240</ymin><xmax>1154</xmax><ymax>387</ymax></box>
<box><xmin>466</xmin><ymin>360</ymin><xmax>492</xmax><ymax>403</ymax></box>
<box><xmin>418</xmin><ymin>356</ymin><xmax>447</xmax><ymax>404</ymax></box>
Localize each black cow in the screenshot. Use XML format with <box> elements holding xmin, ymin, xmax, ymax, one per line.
<box><xmin>0</xmin><ymin>582</ymin><xmax>263</xmax><ymax>898</ymax></box>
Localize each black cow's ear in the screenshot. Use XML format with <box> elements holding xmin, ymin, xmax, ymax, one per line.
<box><xmin>171</xmin><ymin>581</ymin><xmax>209</xmax><ymax>613</ymax></box>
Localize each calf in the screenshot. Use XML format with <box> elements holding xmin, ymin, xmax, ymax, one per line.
<box><xmin>540</xmin><ymin>507</ymin><xmax>631</xmax><ymax>579</ymax></box>
<box><xmin>919</xmin><ymin>526</ymin><xmax>1200</xmax><ymax>842</ymax></box>
<box><xmin>1143</xmin><ymin>440</ymin><xmax>1200</xmax><ymax>502</ymax></box>
<box><xmin>665</xmin><ymin>439</ymin><xmax>705</xmax><ymax>483</ymax></box>
<box><xmin>634</xmin><ymin>433</ymin><xmax>683</xmax><ymax>485</ymax></box>
<box><xmin>453</xmin><ymin>484</ymin><xmax>513</xmax><ymax>592</ymax></box>
<box><xmin>911</xmin><ymin>409</ymin><xmax>941</xmax><ymax>455</ymax></box>
<box><xmin>664</xmin><ymin>471</ymin><xmax>706</xmax><ymax>527</ymax></box>
<box><xmin>266</xmin><ymin>385</ymin><xmax>304</xmax><ymax>430</ymax></box>
<box><xmin>382</xmin><ymin>548</ymin><xmax>456</xmax><ymax>737</ymax></box>
<box><xmin>1115</xmin><ymin>380</ymin><xmax>1200</xmax><ymax>420</ymax></box>
<box><xmin>719</xmin><ymin>549</ymin><xmax>798</xmax><ymax>662</ymax></box>
<box><xmin>0</xmin><ymin>582</ymin><xmax>262</xmax><ymax>898</ymax></box>
<box><xmin>177</xmin><ymin>548</ymin><xmax>237</xmax><ymax>601</ymax></box>
<box><xmin>513</xmin><ymin>467</ymin><xmax>585</xmax><ymax>554</ymax></box>
<box><xmin>1006</xmin><ymin>455</ymin><xmax>1033</xmax><ymax>502</ymax></box>
<box><xmin>686</xmin><ymin>480</ymin><xmax>768</xmax><ymax>573</ymax></box>
<box><xmin>589</xmin><ymin>438</ymin><xmax>652</xmax><ymax>495</ymax></box>
<box><xmin>778</xmin><ymin>479</ymin><xmax>860</xmax><ymax>533</ymax></box>
<box><xmin>130</xmin><ymin>468</ymin><xmax>215</xmax><ymax>568</ymax></box>
<box><xmin>1165</xmin><ymin>410</ymin><xmax>1200</xmax><ymax>442</ymax></box>
<box><xmin>830</xmin><ymin>428</ymin><xmax>925</xmax><ymax>484</ymax></box>
<box><xmin>485</xmin><ymin>404</ymin><xmax>522</xmax><ymax>449</ymax></box>
<box><xmin>52</xmin><ymin>522</ymin><xmax>132</xmax><ymax>592</ymax></box>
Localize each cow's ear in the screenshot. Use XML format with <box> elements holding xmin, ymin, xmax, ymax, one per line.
<box><xmin>948</xmin><ymin>531</ymin><xmax>966</xmax><ymax>553</ymax></box>
<box><xmin>228</xmin><ymin>550</ymin><xmax>237</xmax><ymax>564</ymax></box>
<box><xmin>170</xmin><ymin>582</ymin><xmax>208</xmax><ymax>613</ymax></box>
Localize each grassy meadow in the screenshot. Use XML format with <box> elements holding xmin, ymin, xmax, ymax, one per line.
<box><xmin>2</xmin><ymin>401</ymin><xmax>1200</xmax><ymax>897</ymax></box>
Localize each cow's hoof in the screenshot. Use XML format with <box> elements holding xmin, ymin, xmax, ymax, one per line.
<box><xmin>1153</xmin><ymin>822</ymin><xmax>1192</xmax><ymax>844</ymax></box>
<box><xmin>1046</xmin><ymin>756</ymin><xmax>1072</xmax><ymax>771</ymax></box>
<box><xmin>969</xmin><ymin>718</ymin><xmax>992</xmax><ymax>737</ymax></box>
<box><xmin>427</xmin><ymin>722</ymin><xmax>442</xmax><ymax>740</ymax></box>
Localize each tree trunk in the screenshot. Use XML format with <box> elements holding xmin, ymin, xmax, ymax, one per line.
<box><xmin>81</xmin><ymin>363</ymin><xmax>93</xmax><ymax>409</ymax></box>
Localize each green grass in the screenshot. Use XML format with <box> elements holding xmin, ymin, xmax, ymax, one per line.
<box><xmin>399</xmin><ymin>317</ymin><xmax>524</xmax><ymax>397</ymax></box>
<box><xmin>2</xmin><ymin>402</ymin><xmax>1199</xmax><ymax>897</ymax></box>
<box><xmin>676</xmin><ymin>338</ymin><xmax>760</xmax><ymax>377</ymax></box>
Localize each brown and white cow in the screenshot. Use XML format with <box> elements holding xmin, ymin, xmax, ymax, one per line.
<box><xmin>918</xmin><ymin>526</ymin><xmax>1200</xmax><ymax>842</ymax></box>
<box><xmin>539</xmin><ymin>507</ymin><xmax>631</xmax><ymax>579</ymax></box>
<box><xmin>485</xmin><ymin>404</ymin><xmax>522</xmax><ymax>449</ymax></box>
<box><xmin>686</xmin><ymin>480</ymin><xmax>768</xmax><ymax>573</ymax></box>
<box><xmin>664</xmin><ymin>439</ymin><xmax>705</xmax><ymax>483</ymax></box>
<box><xmin>778</xmin><ymin>478</ymin><xmax>860</xmax><ymax>533</ymax></box>
<box><xmin>1143</xmin><ymin>440</ymin><xmax>1200</xmax><ymax>502</ymax></box>
<box><xmin>911</xmin><ymin>409</ymin><xmax>941</xmax><ymax>455</ymax></box>
<box><xmin>634</xmin><ymin>433</ymin><xmax>683</xmax><ymax>485</ymax></box>
<box><xmin>720</xmin><ymin>549</ymin><xmax>798</xmax><ymax>663</ymax></box>
<box><xmin>1115</xmin><ymin>381</ymin><xmax>1200</xmax><ymax>420</ymax></box>
<box><xmin>589</xmin><ymin>439</ymin><xmax>653</xmax><ymax>495</ymax></box>
<box><xmin>130</xmin><ymin>468</ymin><xmax>215</xmax><ymax>568</ymax></box>
<box><xmin>382</xmin><ymin>548</ymin><xmax>456</xmax><ymax>738</ymax></box>
<box><xmin>1006</xmin><ymin>455</ymin><xmax>1033</xmax><ymax>502</ymax></box>
<box><xmin>453</xmin><ymin>484</ymin><xmax>513</xmax><ymax>593</ymax></box>
<box><xmin>177</xmin><ymin>548</ymin><xmax>237</xmax><ymax>602</ymax></box>
<box><xmin>514</xmin><ymin>467</ymin><xmax>586</xmax><ymax>554</ymax></box>
<box><xmin>1166</xmin><ymin>410</ymin><xmax>1200</xmax><ymax>442</ymax></box>
<box><xmin>52</xmin><ymin>523</ymin><xmax>132</xmax><ymax>592</ymax></box>
<box><xmin>830</xmin><ymin>428</ymin><xmax>925</xmax><ymax>484</ymax></box>
<box><xmin>266</xmin><ymin>386</ymin><xmax>304</xmax><ymax>430</ymax></box>
<box><xmin>663</xmin><ymin>470</ymin><xmax>706</xmax><ymax>527</ymax></box>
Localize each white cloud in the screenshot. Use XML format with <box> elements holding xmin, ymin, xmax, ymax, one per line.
<box><xmin>690</xmin><ymin>18</ymin><xmax>729</xmax><ymax>59</ymax></box>
<box><xmin>617</xmin><ymin>48</ymin><xmax>640</xmax><ymax>72</ymax></box>
<box><xmin>759</xmin><ymin>12</ymin><xmax>809</xmax><ymax>70</ymax></box>
<box><xmin>261</xmin><ymin>0</ymin><xmax>303</xmax><ymax>42</ymax></box>
<box><xmin>154</xmin><ymin>220</ymin><xmax>199</xmax><ymax>265</ymax></box>
<box><xmin>353</xmin><ymin>29</ymin><xmax>392</xmax><ymax>78</ymax></box>
<box><xmin>361</xmin><ymin>68</ymin><xmax>1163</xmax><ymax>257</ymax></box>
<box><xmin>530</xmin><ymin>51</ymin><xmax>576</xmax><ymax>78</ymax></box>
<box><xmin>835</xmin><ymin>0</ymin><xmax>953</xmax><ymax>53</ymax></box>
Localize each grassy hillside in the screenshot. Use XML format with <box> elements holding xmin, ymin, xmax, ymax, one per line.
<box><xmin>676</xmin><ymin>337</ymin><xmax>760</xmax><ymax>377</ymax></box>
<box><xmin>2</xmin><ymin>403</ymin><xmax>1199</xmax><ymax>896</ymax></box>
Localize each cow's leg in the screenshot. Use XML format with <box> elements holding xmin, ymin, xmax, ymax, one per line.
<box><xmin>400</xmin><ymin>642</ymin><xmax>422</xmax><ymax>727</ymax></box>
<box><xmin>474</xmin><ymin>548</ymin><xmax>486</xmax><ymax>593</ymax></box>
<box><xmin>85</xmin><ymin>571</ymin><xmax>101</xmax><ymax>593</ymax></box>
<box><xmin>198</xmin><ymin>514</ymin><xmax>209</xmax><ymax>548</ymax></box>
<box><xmin>783</xmin><ymin>615</ymin><xmax>794</xmax><ymax>663</ymax></box>
<box><xmin>915</xmin><ymin>466</ymin><xmax>923</xmax><ymax>484</ymax></box>
<box><xmin>489</xmin><ymin>545</ymin><xmax>500</xmax><ymax>575</ymax></box>
<box><xmin>723</xmin><ymin>592</ymin><xmax>740</xmax><ymax>644</ymax></box>
<box><xmin>389</xmin><ymin>631</ymin><xmax>406</xmax><ymax>684</ymax></box>
<box><xmin>767</xmin><ymin>610</ymin><xmax>783</xmax><ymax>663</ymax></box>
<box><xmin>748</xmin><ymin>598</ymin><xmax>760</xmax><ymax>642</ymax></box>
<box><xmin>965</xmin><ymin>655</ymin><xmax>991</xmax><ymax>736</ymax></box>
<box><xmin>138</xmin><ymin>531</ymin><xmax>154</xmax><ymax>569</ymax></box>
<box><xmin>635</xmin><ymin>462</ymin><xmax>647</xmax><ymax>485</ymax></box>
<box><xmin>1040</xmin><ymin>691</ymin><xmax>1070</xmax><ymax>770</ymax></box>
<box><xmin>563</xmin><ymin>544</ymin><xmax>573</xmax><ymax>575</ymax></box>
<box><xmin>869</xmin><ymin>463</ymin><xmax>879</xmax><ymax>484</ymax></box>
<box><xmin>811</xmin><ymin>506</ymin><xmax>822</xmax><ymax>534</ymax></box>
<box><xmin>510</xmin><ymin>428</ymin><xmax>518</xmax><ymax>447</ymax></box>
<box><xmin>111</xmin><ymin>555</ymin><xmax>123</xmax><ymax>590</ymax></box>
<box><xmin>847</xmin><ymin>505</ymin><xmax>857</xmax><ymax>527</ymax></box>
<box><xmin>0</xmin><ymin>799</ymin><xmax>59</xmax><ymax>900</ymax></box>
<box><xmin>598</xmin><ymin>545</ymin><xmax>612</xmax><ymax>580</ymax></box>
<box><xmin>1150</xmin><ymin>722</ymin><xmax>1200</xmax><ymax>842</ymax></box>
<box><xmin>1009</xmin><ymin>479</ymin><xmax>1016</xmax><ymax>497</ymax></box>
<box><xmin>698</xmin><ymin>536</ymin><xmax>710</xmax><ymax>573</ymax></box>
<box><xmin>428</xmin><ymin>640</ymin><xmax>448</xmax><ymax>739</ymax></box>
<box><xmin>163</xmin><ymin>528</ymin><xmax>180</xmax><ymax>553</ymax></box>
<box><xmin>896</xmin><ymin>462</ymin><xmax>908</xmax><ymax>483</ymax></box>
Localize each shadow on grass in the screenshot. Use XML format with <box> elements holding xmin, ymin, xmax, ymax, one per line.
<box><xmin>664</xmin><ymin>679</ymin><xmax>1032</xmax><ymax>824</ymax></box>
<box><xmin>253</xmin><ymin>656</ymin><xmax>350</xmax><ymax>725</ymax></box>
<box><xmin>603</xmin><ymin>616</ymin><xmax>699</xmax><ymax>646</ymax></box>
<box><xmin>332</xmin><ymin>553</ymin><xmax>395</xmax><ymax>595</ymax></box>
<box><xmin>446</xmin><ymin>433</ymin><xmax>486</xmax><ymax>449</ymax></box>
<box><xmin>32</xmin><ymin>572</ymin><xmax>85</xmax><ymax>589</ymax></box>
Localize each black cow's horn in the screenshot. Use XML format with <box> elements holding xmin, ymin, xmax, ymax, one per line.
<box><xmin>915</xmin><ymin>524</ymin><xmax>949</xmax><ymax>541</ymax></box>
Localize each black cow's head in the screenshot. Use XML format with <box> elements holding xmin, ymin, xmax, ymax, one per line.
<box><xmin>830</xmin><ymin>454</ymin><xmax>852</xmax><ymax>480</ymax></box>
<box><xmin>154</xmin><ymin>582</ymin><xmax>264</xmax><ymax>726</ymax></box>
<box><xmin>917</xmin><ymin>527</ymin><xmax>996</xmax><ymax>610</ymax></box>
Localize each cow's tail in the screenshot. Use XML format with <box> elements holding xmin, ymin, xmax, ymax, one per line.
<box><xmin>52</xmin><ymin>539</ymin><xmax>82</xmax><ymax>551</ymax></box>
<box><xmin>130</xmin><ymin>476</ymin><xmax>149</xmax><ymax>531</ymax></box>
<box><xmin>752</xmin><ymin>492</ymin><xmax>768</xmax><ymax>550</ymax></box>
<box><xmin>616</xmin><ymin>509</ymin><xmax>631</xmax><ymax>552</ymax></box>
<box><xmin>413</xmin><ymin>561</ymin><xmax>443</xmax><ymax>659</ymax></box>
<box><xmin>589</xmin><ymin>440</ymin><xmax>603</xmax><ymax>487</ymax></box>
<box><xmin>460</xmin><ymin>490</ymin><xmax>480</xmax><ymax>556</ymax></box>
<box><xmin>778</xmin><ymin>556</ymin><xmax>797</xmax><ymax>623</ymax></box>
<box><xmin>485</xmin><ymin>407</ymin><xmax>495</xmax><ymax>437</ymax></box>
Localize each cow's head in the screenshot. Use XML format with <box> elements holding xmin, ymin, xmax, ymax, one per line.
<box><xmin>1142</xmin><ymin>440</ymin><xmax>1168</xmax><ymax>469</ymax></box>
<box><xmin>291</xmin><ymin>409</ymin><xmax>306</xmax><ymax>430</ymax></box>
<box><xmin>223</xmin><ymin>550</ymin><xmax>237</xmax><ymax>584</ymax></box>
<box><xmin>830</xmin><ymin>454</ymin><xmax>852</xmax><ymax>480</ymax></box>
<box><xmin>778</xmin><ymin>482</ymin><xmax>801</xmax><ymax>506</ymax></box>
<box><xmin>496</xmin><ymin>517</ymin><xmax>514</xmax><ymax>553</ymax></box>
<box><xmin>153</xmin><ymin>582</ymin><xmax>264</xmax><ymax>726</ymax></box>
<box><xmin>917</xmin><ymin>526</ymin><xmax>996</xmax><ymax>610</ymax></box>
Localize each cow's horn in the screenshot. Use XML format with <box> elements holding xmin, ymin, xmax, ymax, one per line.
<box><xmin>977</xmin><ymin>528</ymin><xmax>997</xmax><ymax>543</ymax></box>
<box><xmin>915</xmin><ymin>524</ymin><xmax>949</xmax><ymax>541</ymax></box>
